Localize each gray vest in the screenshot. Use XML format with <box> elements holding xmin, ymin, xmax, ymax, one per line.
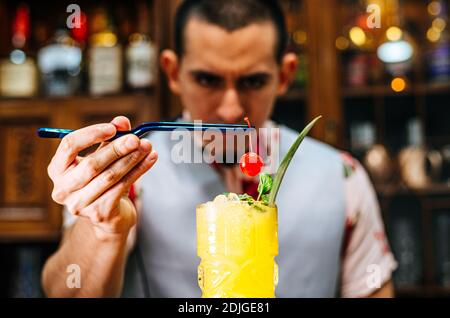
<box><xmin>122</xmin><ymin>125</ymin><xmax>345</xmax><ymax>297</ymax></box>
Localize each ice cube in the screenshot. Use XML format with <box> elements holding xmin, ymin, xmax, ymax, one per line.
<box><xmin>213</xmin><ymin>194</ymin><xmax>228</xmax><ymax>204</ymax></box>
<box><xmin>227</xmin><ymin>193</ymin><xmax>240</xmax><ymax>201</ymax></box>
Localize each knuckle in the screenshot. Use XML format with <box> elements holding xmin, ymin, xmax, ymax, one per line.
<box><xmin>61</xmin><ymin>135</ymin><xmax>74</xmax><ymax>153</ymax></box>
<box><xmin>128</xmin><ymin>151</ymin><xmax>141</xmax><ymax>164</ymax></box>
<box><xmin>85</xmin><ymin>156</ymin><xmax>101</xmax><ymax>175</ymax></box>
<box><xmin>112</xmin><ymin>142</ymin><xmax>124</xmax><ymax>159</ymax></box>
<box><xmin>116</xmin><ymin>182</ymin><xmax>129</xmax><ymax>195</ymax></box>
<box><xmin>47</xmin><ymin>163</ymin><xmax>55</xmax><ymax>180</ymax></box>
<box><xmin>51</xmin><ymin>188</ymin><xmax>65</xmax><ymax>204</ymax></box>
<box><xmin>102</xmin><ymin>168</ymin><xmax>117</xmax><ymax>184</ymax></box>
<box><xmin>89</xmin><ymin>205</ymin><xmax>105</xmax><ymax>224</ymax></box>
<box><xmin>66</xmin><ymin>199</ymin><xmax>81</xmax><ymax>216</ymax></box>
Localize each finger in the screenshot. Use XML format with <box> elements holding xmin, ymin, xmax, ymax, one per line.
<box><xmin>81</xmin><ymin>149</ymin><xmax>157</xmax><ymax>223</ymax></box>
<box><xmin>65</xmin><ymin>140</ymin><xmax>154</xmax><ymax>214</ymax></box>
<box><xmin>63</xmin><ymin>134</ymin><xmax>141</xmax><ymax>193</ymax></box>
<box><xmin>49</xmin><ymin>123</ymin><xmax>116</xmax><ymax>177</ymax></box>
<box><xmin>111</xmin><ymin>116</ymin><xmax>131</xmax><ymax>131</ymax></box>
<box><xmin>98</xmin><ymin>116</ymin><xmax>132</xmax><ymax>150</ymax></box>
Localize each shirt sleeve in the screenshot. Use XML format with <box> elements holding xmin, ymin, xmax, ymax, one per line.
<box><xmin>340</xmin><ymin>153</ymin><xmax>398</xmax><ymax>298</ymax></box>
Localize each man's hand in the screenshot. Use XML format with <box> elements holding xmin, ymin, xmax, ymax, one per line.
<box><xmin>48</xmin><ymin>116</ymin><xmax>157</xmax><ymax>241</ymax></box>
<box><xmin>368</xmin><ymin>280</ymin><xmax>395</xmax><ymax>298</ymax></box>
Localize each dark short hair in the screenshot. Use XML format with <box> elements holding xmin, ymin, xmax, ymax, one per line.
<box><xmin>174</xmin><ymin>0</ymin><xmax>288</xmax><ymax>63</ymax></box>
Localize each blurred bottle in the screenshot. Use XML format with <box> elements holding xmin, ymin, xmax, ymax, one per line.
<box><xmin>427</xmin><ymin>0</ymin><xmax>450</xmax><ymax>82</ymax></box>
<box><xmin>37</xmin><ymin>24</ymin><xmax>82</xmax><ymax>97</ymax></box>
<box><xmin>441</xmin><ymin>145</ymin><xmax>450</xmax><ymax>184</ymax></box>
<box><xmin>399</xmin><ymin>118</ymin><xmax>444</xmax><ymax>188</ymax></box>
<box><xmin>70</xmin><ymin>9</ymin><xmax>89</xmax><ymax>93</ymax></box>
<box><xmin>283</xmin><ymin>0</ymin><xmax>307</xmax><ymax>88</ymax></box>
<box><xmin>0</xmin><ymin>4</ymin><xmax>38</xmax><ymax>97</ymax></box>
<box><xmin>125</xmin><ymin>1</ymin><xmax>157</xmax><ymax>90</ymax></box>
<box><xmin>377</xmin><ymin>0</ymin><xmax>415</xmax><ymax>88</ymax></box>
<box><xmin>88</xmin><ymin>6</ymin><xmax>122</xmax><ymax>96</ymax></box>
<box><xmin>434</xmin><ymin>211</ymin><xmax>450</xmax><ymax>287</ymax></box>
<box><xmin>388</xmin><ymin>195</ymin><xmax>423</xmax><ymax>287</ymax></box>
<box><xmin>398</xmin><ymin>118</ymin><xmax>427</xmax><ymax>188</ymax></box>
<box><xmin>350</xmin><ymin>121</ymin><xmax>376</xmax><ymax>153</ymax></box>
<box><xmin>339</xmin><ymin>0</ymin><xmax>377</xmax><ymax>87</ymax></box>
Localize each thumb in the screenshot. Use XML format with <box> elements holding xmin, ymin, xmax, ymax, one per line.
<box><xmin>110</xmin><ymin>116</ymin><xmax>131</xmax><ymax>131</ymax></box>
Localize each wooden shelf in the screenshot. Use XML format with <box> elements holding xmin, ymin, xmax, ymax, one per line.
<box><xmin>342</xmin><ymin>82</ymin><xmax>450</xmax><ymax>98</ymax></box>
<box><xmin>0</xmin><ymin>93</ymin><xmax>160</xmax><ymax>120</ymax></box>
<box><xmin>0</xmin><ymin>91</ymin><xmax>155</xmax><ymax>104</ymax></box>
<box><xmin>376</xmin><ymin>183</ymin><xmax>450</xmax><ymax>197</ymax></box>
<box><xmin>343</xmin><ymin>85</ymin><xmax>413</xmax><ymax>98</ymax></box>
<box><xmin>0</xmin><ymin>93</ymin><xmax>161</xmax><ymax>242</ymax></box>
<box><xmin>419</xmin><ymin>82</ymin><xmax>450</xmax><ymax>95</ymax></box>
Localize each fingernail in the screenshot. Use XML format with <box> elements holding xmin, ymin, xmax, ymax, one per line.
<box><xmin>126</xmin><ymin>136</ymin><xmax>138</xmax><ymax>149</ymax></box>
<box><xmin>149</xmin><ymin>150</ymin><xmax>158</xmax><ymax>161</ymax></box>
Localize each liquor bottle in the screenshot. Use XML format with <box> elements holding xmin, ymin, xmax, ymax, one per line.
<box><xmin>125</xmin><ymin>1</ymin><xmax>157</xmax><ymax>90</ymax></box>
<box><xmin>0</xmin><ymin>4</ymin><xmax>38</xmax><ymax>97</ymax></box>
<box><xmin>70</xmin><ymin>10</ymin><xmax>89</xmax><ymax>94</ymax></box>
<box><xmin>434</xmin><ymin>212</ymin><xmax>450</xmax><ymax>286</ymax></box>
<box><xmin>88</xmin><ymin>7</ymin><xmax>123</xmax><ymax>96</ymax></box>
<box><xmin>283</xmin><ymin>0</ymin><xmax>307</xmax><ymax>88</ymax></box>
<box><xmin>37</xmin><ymin>25</ymin><xmax>82</xmax><ymax>96</ymax></box>
<box><xmin>377</xmin><ymin>0</ymin><xmax>415</xmax><ymax>85</ymax></box>
<box><xmin>427</xmin><ymin>0</ymin><xmax>450</xmax><ymax>82</ymax></box>
<box><xmin>341</xmin><ymin>0</ymin><xmax>373</xmax><ymax>87</ymax></box>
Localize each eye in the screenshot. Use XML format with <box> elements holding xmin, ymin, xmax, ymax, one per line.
<box><xmin>237</xmin><ymin>75</ymin><xmax>269</xmax><ymax>90</ymax></box>
<box><xmin>193</xmin><ymin>72</ymin><xmax>223</xmax><ymax>89</ymax></box>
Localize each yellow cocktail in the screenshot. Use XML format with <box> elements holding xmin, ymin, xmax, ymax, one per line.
<box><xmin>196</xmin><ymin>194</ymin><xmax>278</xmax><ymax>298</ymax></box>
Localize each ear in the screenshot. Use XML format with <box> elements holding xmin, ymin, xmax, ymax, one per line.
<box><xmin>277</xmin><ymin>53</ymin><xmax>298</xmax><ymax>95</ymax></box>
<box><xmin>160</xmin><ymin>49</ymin><xmax>181</xmax><ymax>94</ymax></box>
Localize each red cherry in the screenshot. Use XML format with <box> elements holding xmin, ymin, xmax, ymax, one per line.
<box><xmin>240</xmin><ymin>152</ymin><xmax>264</xmax><ymax>177</ymax></box>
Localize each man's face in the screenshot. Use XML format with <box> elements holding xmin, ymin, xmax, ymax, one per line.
<box><xmin>162</xmin><ymin>18</ymin><xmax>297</xmax><ymax>130</ymax></box>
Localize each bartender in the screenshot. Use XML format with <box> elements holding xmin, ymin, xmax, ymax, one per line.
<box><xmin>42</xmin><ymin>0</ymin><xmax>397</xmax><ymax>297</ymax></box>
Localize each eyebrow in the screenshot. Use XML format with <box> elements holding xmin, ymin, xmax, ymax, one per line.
<box><xmin>189</xmin><ymin>70</ymin><xmax>223</xmax><ymax>79</ymax></box>
<box><xmin>238</xmin><ymin>72</ymin><xmax>272</xmax><ymax>81</ymax></box>
<box><xmin>189</xmin><ymin>70</ymin><xmax>272</xmax><ymax>81</ymax></box>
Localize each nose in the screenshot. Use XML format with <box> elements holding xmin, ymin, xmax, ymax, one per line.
<box><xmin>216</xmin><ymin>88</ymin><xmax>245</xmax><ymax>124</ymax></box>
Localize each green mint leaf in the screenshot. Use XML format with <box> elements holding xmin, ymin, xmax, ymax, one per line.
<box><xmin>261</xmin><ymin>194</ymin><xmax>270</xmax><ymax>205</ymax></box>
<box><xmin>257</xmin><ymin>173</ymin><xmax>273</xmax><ymax>196</ymax></box>
<box><xmin>268</xmin><ymin>116</ymin><xmax>322</xmax><ymax>205</ymax></box>
<box><xmin>238</xmin><ymin>194</ymin><xmax>255</xmax><ymax>203</ymax></box>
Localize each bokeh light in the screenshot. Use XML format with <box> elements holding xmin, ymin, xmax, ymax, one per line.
<box><xmin>386</xmin><ymin>26</ymin><xmax>403</xmax><ymax>42</ymax></box>
<box><xmin>349</xmin><ymin>26</ymin><xmax>366</xmax><ymax>47</ymax></box>
<box><xmin>427</xmin><ymin>27</ymin><xmax>441</xmax><ymax>42</ymax></box>
<box><xmin>427</xmin><ymin>1</ymin><xmax>442</xmax><ymax>16</ymax></box>
<box><xmin>335</xmin><ymin>36</ymin><xmax>350</xmax><ymax>50</ymax></box>
<box><xmin>391</xmin><ymin>77</ymin><xmax>406</xmax><ymax>92</ymax></box>
<box><xmin>432</xmin><ymin>18</ymin><xmax>446</xmax><ymax>32</ymax></box>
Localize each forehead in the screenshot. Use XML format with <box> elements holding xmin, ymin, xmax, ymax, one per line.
<box><xmin>182</xmin><ymin>19</ymin><xmax>278</xmax><ymax>73</ymax></box>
